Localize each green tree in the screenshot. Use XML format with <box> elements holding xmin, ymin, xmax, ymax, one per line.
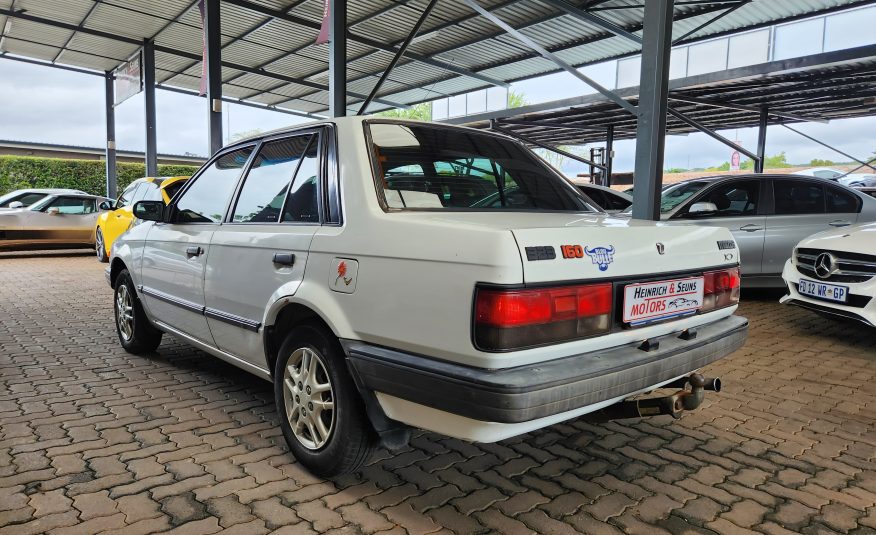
<box><xmin>377</xmin><ymin>102</ymin><xmax>432</xmax><ymax>121</ymax></box>
<box><xmin>507</xmin><ymin>90</ymin><xmax>528</xmax><ymax>109</ymax></box>
<box><xmin>809</xmin><ymin>158</ymin><xmax>836</xmax><ymax>167</ymax></box>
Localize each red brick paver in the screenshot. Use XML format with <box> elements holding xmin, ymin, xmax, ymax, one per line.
<box><xmin>1</xmin><ymin>252</ymin><xmax>875</xmax><ymax>534</ymax></box>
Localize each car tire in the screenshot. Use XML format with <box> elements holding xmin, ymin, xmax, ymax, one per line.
<box><xmin>95</xmin><ymin>228</ymin><xmax>109</xmax><ymax>263</ymax></box>
<box><xmin>113</xmin><ymin>269</ymin><xmax>162</xmax><ymax>354</ymax></box>
<box><xmin>274</xmin><ymin>323</ymin><xmax>376</xmax><ymax>477</ymax></box>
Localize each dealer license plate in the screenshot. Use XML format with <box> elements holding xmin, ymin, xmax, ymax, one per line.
<box><xmin>623</xmin><ymin>276</ymin><xmax>704</xmax><ymax>325</ymax></box>
<box><xmin>798</xmin><ymin>278</ymin><xmax>848</xmax><ymax>303</ymax></box>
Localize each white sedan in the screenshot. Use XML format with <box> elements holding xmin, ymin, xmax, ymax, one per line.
<box><xmin>781</xmin><ymin>221</ymin><xmax>876</xmax><ymax>327</ymax></box>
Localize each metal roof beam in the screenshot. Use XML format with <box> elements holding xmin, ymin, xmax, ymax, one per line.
<box><xmin>358</xmin><ymin>0</ymin><xmax>439</xmax><ymax>115</ymax></box>
<box><xmin>0</xmin><ymin>52</ymin><xmax>104</xmax><ymax>76</ymax></box>
<box><xmin>0</xmin><ymin>6</ymin><xmax>408</xmax><ymax>110</ymax></box>
<box><xmin>222</xmin><ymin>0</ymin><xmax>509</xmax><ymax>89</ymax></box>
<box><xmin>781</xmin><ymin>123</ymin><xmax>876</xmax><ymax>172</ymax></box>
<box><xmin>668</xmin><ymin>94</ymin><xmax>828</xmax><ymax>123</ymax></box>
<box><xmin>157</xmin><ymin>85</ymin><xmax>324</xmax><ymax>120</ymax></box>
<box><xmin>491</xmin><ymin>122</ymin><xmax>606</xmax><ymax>170</ymax></box>
<box><xmin>464</xmin><ymin>0</ymin><xmax>637</xmax><ymax>115</ymax></box>
<box><xmin>52</xmin><ymin>0</ymin><xmax>101</xmax><ymax>63</ymax></box>
<box><xmin>667</xmin><ymin>107</ymin><xmax>758</xmax><ymax>160</ymax></box>
<box><xmin>542</xmin><ymin>0</ymin><xmax>642</xmax><ymax>45</ymax></box>
<box><xmin>672</xmin><ymin>0</ymin><xmax>749</xmax><ymax>45</ymax></box>
<box><xmin>497</xmin><ymin>119</ymin><xmax>616</xmax><ymax>132</ymax></box>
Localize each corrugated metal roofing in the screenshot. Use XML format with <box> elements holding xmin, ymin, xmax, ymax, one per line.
<box><xmin>454</xmin><ymin>46</ymin><xmax>876</xmax><ymax>145</ymax></box>
<box><xmin>0</xmin><ymin>0</ymin><xmax>873</xmax><ymax>117</ymax></box>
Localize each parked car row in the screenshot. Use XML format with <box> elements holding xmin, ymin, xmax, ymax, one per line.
<box><xmin>2</xmin><ymin>119</ymin><xmax>872</xmax><ymax>478</ymax></box>
<box><xmin>0</xmin><ymin>178</ymin><xmax>188</xmax><ymax>253</ymax></box>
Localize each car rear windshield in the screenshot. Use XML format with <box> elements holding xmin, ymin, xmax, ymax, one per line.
<box><xmin>366</xmin><ymin>121</ymin><xmax>593</xmax><ymax>212</ymax></box>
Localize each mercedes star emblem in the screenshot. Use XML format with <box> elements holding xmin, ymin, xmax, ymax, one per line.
<box><xmin>814</xmin><ymin>252</ymin><xmax>837</xmax><ymax>279</ymax></box>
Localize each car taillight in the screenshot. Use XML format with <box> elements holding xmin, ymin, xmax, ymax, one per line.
<box><xmin>701</xmin><ymin>267</ymin><xmax>741</xmax><ymax>312</ymax></box>
<box><xmin>474</xmin><ymin>283</ymin><xmax>612</xmax><ymax>351</ymax></box>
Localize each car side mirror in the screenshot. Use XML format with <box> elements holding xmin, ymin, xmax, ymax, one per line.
<box><xmin>687</xmin><ymin>202</ymin><xmax>718</xmax><ymax>215</ymax></box>
<box><xmin>7</xmin><ymin>201</ymin><xmax>24</xmax><ymax>209</ymax></box>
<box><xmin>133</xmin><ymin>201</ymin><xmax>165</xmax><ymax>222</ymax></box>
<box><xmin>99</xmin><ymin>200</ymin><xmax>113</xmax><ymax>211</ymax></box>
<box><xmin>46</xmin><ymin>207</ymin><xmax>60</xmax><ymax>215</ymax></box>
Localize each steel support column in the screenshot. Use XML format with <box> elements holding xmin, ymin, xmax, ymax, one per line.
<box><xmin>329</xmin><ymin>0</ymin><xmax>347</xmax><ymax>117</ymax></box>
<box><xmin>605</xmin><ymin>125</ymin><xmax>614</xmax><ymax>187</ymax></box>
<box><xmin>631</xmin><ymin>0</ymin><xmax>673</xmax><ymax>221</ymax></box>
<box><xmin>205</xmin><ymin>0</ymin><xmax>223</xmax><ymax>154</ymax></box>
<box><xmin>143</xmin><ymin>39</ymin><xmax>158</xmax><ymax>177</ymax></box>
<box><xmin>104</xmin><ymin>71</ymin><xmax>117</xmax><ymax>199</ymax></box>
<box><xmin>755</xmin><ymin>107</ymin><xmax>768</xmax><ymax>173</ymax></box>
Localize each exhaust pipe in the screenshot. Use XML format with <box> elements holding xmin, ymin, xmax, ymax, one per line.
<box><xmin>586</xmin><ymin>373</ymin><xmax>721</xmax><ymax>422</ymax></box>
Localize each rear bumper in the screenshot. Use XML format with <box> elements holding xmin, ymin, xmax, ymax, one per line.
<box><xmin>344</xmin><ymin>314</ymin><xmax>748</xmax><ymax>425</ymax></box>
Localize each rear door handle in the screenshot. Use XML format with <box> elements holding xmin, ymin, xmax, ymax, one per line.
<box><xmin>186</xmin><ymin>246</ymin><xmax>203</xmax><ymax>257</ymax></box>
<box><xmin>739</xmin><ymin>224</ymin><xmax>764</xmax><ymax>232</ymax></box>
<box><xmin>272</xmin><ymin>252</ymin><xmax>295</xmax><ymax>266</ymax></box>
<box><xmin>829</xmin><ymin>219</ymin><xmax>852</xmax><ymax>227</ymax></box>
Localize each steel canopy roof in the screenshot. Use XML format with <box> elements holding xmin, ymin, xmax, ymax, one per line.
<box><xmin>448</xmin><ymin>44</ymin><xmax>876</xmax><ymax>145</ymax></box>
<box><xmin>0</xmin><ymin>0</ymin><xmax>874</xmax><ymax>116</ymax></box>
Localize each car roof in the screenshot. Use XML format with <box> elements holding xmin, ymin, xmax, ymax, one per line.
<box><xmin>667</xmin><ymin>173</ymin><xmax>841</xmax><ymax>186</ymax></box>
<box><xmin>224</xmin><ymin>115</ymin><xmax>517</xmax><ymax>149</ymax></box>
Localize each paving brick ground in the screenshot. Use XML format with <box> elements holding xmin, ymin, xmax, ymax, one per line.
<box><xmin>1</xmin><ymin>251</ymin><xmax>875</xmax><ymax>534</ymax></box>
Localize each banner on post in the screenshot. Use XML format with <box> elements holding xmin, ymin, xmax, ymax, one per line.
<box><xmin>113</xmin><ymin>51</ymin><xmax>142</xmax><ymax>106</ymax></box>
<box><xmin>315</xmin><ymin>0</ymin><xmax>330</xmax><ymax>45</ymax></box>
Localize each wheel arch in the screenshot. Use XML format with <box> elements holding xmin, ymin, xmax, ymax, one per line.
<box><xmin>263</xmin><ymin>301</ymin><xmax>338</xmax><ymax>378</ymax></box>
<box><xmin>109</xmin><ymin>257</ymin><xmax>128</xmax><ymax>289</ymax></box>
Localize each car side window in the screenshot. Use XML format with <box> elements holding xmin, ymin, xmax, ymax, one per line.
<box><xmin>130</xmin><ymin>183</ymin><xmax>150</xmax><ymax>204</ymax></box>
<box><xmin>142</xmin><ymin>183</ymin><xmax>163</xmax><ymax>202</ymax></box>
<box><xmin>116</xmin><ymin>184</ymin><xmax>138</xmax><ymax>208</ymax></box>
<box><xmin>232</xmin><ymin>135</ymin><xmax>312</xmax><ymax>223</ymax></box>
<box><xmin>826</xmin><ymin>186</ymin><xmax>858</xmax><ymax>213</ymax></box>
<box><xmin>605</xmin><ymin>192</ymin><xmax>632</xmax><ymax>211</ymax></box>
<box><xmin>283</xmin><ymin>137</ymin><xmax>321</xmax><ymax>223</ymax></box>
<box><xmin>684</xmin><ymin>180</ymin><xmax>759</xmax><ymax>217</ymax></box>
<box><xmin>46</xmin><ymin>197</ymin><xmax>96</xmax><ymax>214</ymax></box>
<box><xmin>774</xmin><ymin>180</ymin><xmax>824</xmax><ymax>215</ymax></box>
<box><xmin>175</xmin><ymin>147</ymin><xmax>254</xmax><ymax>223</ymax></box>
<box><xmin>813</xmin><ymin>170</ymin><xmax>840</xmax><ymax>179</ymax></box>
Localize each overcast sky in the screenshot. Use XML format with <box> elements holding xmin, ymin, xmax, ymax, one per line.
<box><xmin>0</xmin><ymin>57</ymin><xmax>874</xmax><ymax>174</ymax></box>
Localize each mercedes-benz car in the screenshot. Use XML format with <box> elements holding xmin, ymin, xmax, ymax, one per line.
<box><xmin>781</xmin><ymin>222</ymin><xmax>876</xmax><ymax>327</ymax></box>
<box><xmin>106</xmin><ymin>117</ymin><xmax>747</xmax><ymax>476</ymax></box>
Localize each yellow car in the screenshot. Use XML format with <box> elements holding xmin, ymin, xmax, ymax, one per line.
<box><xmin>95</xmin><ymin>176</ymin><xmax>188</xmax><ymax>262</ymax></box>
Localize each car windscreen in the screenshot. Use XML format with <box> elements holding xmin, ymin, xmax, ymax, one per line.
<box><xmin>366</xmin><ymin>122</ymin><xmax>593</xmax><ymax>212</ymax></box>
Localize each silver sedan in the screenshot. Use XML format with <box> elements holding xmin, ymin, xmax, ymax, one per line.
<box><xmin>627</xmin><ymin>174</ymin><xmax>876</xmax><ymax>287</ymax></box>
<box><xmin>0</xmin><ymin>193</ymin><xmax>111</xmax><ymax>250</ymax></box>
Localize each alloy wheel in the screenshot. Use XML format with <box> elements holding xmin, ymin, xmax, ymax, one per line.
<box><xmin>282</xmin><ymin>347</ymin><xmax>335</xmax><ymax>450</ymax></box>
<box><xmin>115</xmin><ymin>284</ymin><xmax>134</xmax><ymax>341</ymax></box>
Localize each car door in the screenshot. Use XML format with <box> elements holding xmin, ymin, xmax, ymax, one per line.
<box><xmin>204</xmin><ymin>132</ymin><xmax>324</xmax><ymax>367</ymax></box>
<box><xmin>21</xmin><ymin>195</ymin><xmax>99</xmax><ymax>244</ymax></box>
<box><xmin>105</xmin><ymin>182</ymin><xmax>146</xmax><ymax>242</ymax></box>
<box><xmin>671</xmin><ymin>179</ymin><xmax>765</xmax><ymax>275</ymax></box>
<box><xmin>762</xmin><ymin>179</ymin><xmax>860</xmax><ymax>275</ymax></box>
<box><xmin>139</xmin><ymin>145</ymin><xmax>256</xmax><ymax>345</ymax></box>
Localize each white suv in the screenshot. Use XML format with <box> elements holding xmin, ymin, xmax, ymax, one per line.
<box><xmin>107</xmin><ymin>117</ymin><xmax>748</xmax><ymax>476</ymax></box>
